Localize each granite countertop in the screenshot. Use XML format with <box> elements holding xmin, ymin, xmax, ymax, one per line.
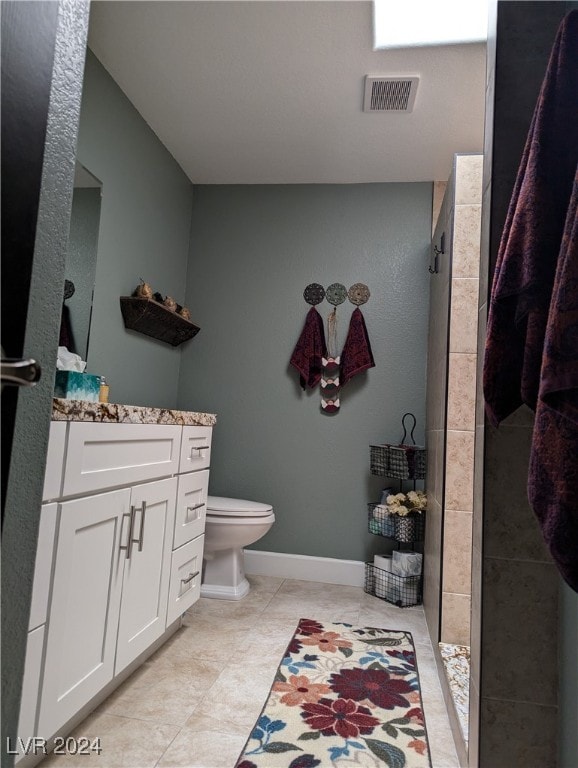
<box><xmin>52</xmin><ymin>398</ymin><xmax>216</xmax><ymax>427</ymax></box>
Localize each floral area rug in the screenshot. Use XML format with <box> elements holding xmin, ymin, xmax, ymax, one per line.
<box><xmin>235</xmin><ymin>619</ymin><xmax>431</xmax><ymax>768</ymax></box>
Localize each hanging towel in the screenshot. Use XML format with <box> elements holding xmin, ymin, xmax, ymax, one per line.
<box><xmin>290</xmin><ymin>306</ymin><xmax>327</xmax><ymax>390</ymax></box>
<box><xmin>340</xmin><ymin>307</ymin><xmax>375</xmax><ymax>386</ymax></box>
<box><xmin>483</xmin><ymin>10</ymin><xmax>578</xmax><ymax>424</ymax></box>
<box><xmin>483</xmin><ymin>10</ymin><xmax>578</xmax><ymax>591</ymax></box>
<box><xmin>529</xmin><ymin>170</ymin><xmax>578</xmax><ymax>591</ymax></box>
<box><xmin>321</xmin><ymin>309</ymin><xmax>341</xmax><ymax>413</ymax></box>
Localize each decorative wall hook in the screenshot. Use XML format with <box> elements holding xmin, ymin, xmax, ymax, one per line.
<box><xmin>303</xmin><ymin>283</ymin><xmax>325</xmax><ymax>305</ymax></box>
<box><xmin>428</xmin><ymin>231</ymin><xmax>445</xmax><ymax>274</ymax></box>
<box><xmin>348</xmin><ymin>283</ymin><xmax>370</xmax><ymax>305</ymax></box>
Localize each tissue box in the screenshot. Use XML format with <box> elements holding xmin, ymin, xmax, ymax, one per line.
<box><xmin>54</xmin><ymin>371</ymin><xmax>101</xmax><ymax>402</ymax></box>
<box><xmin>391</xmin><ymin>550</ymin><xmax>423</xmax><ymax>577</ymax></box>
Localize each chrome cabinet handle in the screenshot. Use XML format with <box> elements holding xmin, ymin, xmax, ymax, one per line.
<box><xmin>189</xmin><ymin>445</ymin><xmax>209</xmax><ymax>456</ymax></box>
<box><xmin>186</xmin><ymin>502</ymin><xmax>205</xmax><ymax>514</ymax></box>
<box><xmin>119</xmin><ymin>508</ymin><xmax>136</xmax><ymax>559</ymax></box>
<box><xmin>132</xmin><ymin>501</ymin><xmax>146</xmax><ymax>552</ymax></box>
<box><xmin>181</xmin><ymin>570</ymin><xmax>200</xmax><ymax>585</ymax></box>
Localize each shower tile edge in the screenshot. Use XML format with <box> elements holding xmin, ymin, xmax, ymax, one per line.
<box><xmin>432</xmin><ymin>639</ymin><xmax>469</xmax><ymax>768</ymax></box>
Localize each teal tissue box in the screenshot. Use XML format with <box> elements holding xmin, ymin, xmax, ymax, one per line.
<box><xmin>55</xmin><ymin>371</ymin><xmax>101</xmax><ymax>402</ymax></box>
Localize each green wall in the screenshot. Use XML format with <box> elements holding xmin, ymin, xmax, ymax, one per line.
<box><xmin>76</xmin><ymin>51</ymin><xmax>193</xmax><ymax>407</ymax></box>
<box><xmin>177</xmin><ymin>184</ymin><xmax>431</xmax><ymax>562</ymax></box>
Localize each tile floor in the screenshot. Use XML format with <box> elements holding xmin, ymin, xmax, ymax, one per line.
<box><xmin>43</xmin><ymin>576</ymin><xmax>459</xmax><ymax>768</ymax></box>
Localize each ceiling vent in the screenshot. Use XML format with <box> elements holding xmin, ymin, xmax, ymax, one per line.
<box><xmin>363</xmin><ymin>76</ymin><xmax>419</xmax><ymax>113</ymax></box>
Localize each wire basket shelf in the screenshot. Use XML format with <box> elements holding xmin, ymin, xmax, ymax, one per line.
<box><xmin>369</xmin><ymin>412</ymin><xmax>426</xmax><ymax>480</ymax></box>
<box><xmin>364</xmin><ymin>563</ymin><xmax>423</xmax><ymax>608</ymax></box>
<box><xmin>367</xmin><ymin>504</ymin><xmax>425</xmax><ymax>542</ymax></box>
<box><xmin>369</xmin><ymin>444</ymin><xmax>427</xmax><ymax>480</ymax></box>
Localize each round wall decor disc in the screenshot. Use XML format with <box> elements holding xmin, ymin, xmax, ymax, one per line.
<box><xmin>326</xmin><ymin>283</ymin><xmax>347</xmax><ymax>305</ymax></box>
<box><xmin>348</xmin><ymin>283</ymin><xmax>370</xmax><ymax>305</ymax></box>
<box><xmin>303</xmin><ymin>283</ymin><xmax>326</xmax><ymax>305</ymax></box>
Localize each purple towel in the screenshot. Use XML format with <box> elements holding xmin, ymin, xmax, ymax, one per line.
<box><xmin>341</xmin><ymin>308</ymin><xmax>375</xmax><ymax>386</ymax></box>
<box><xmin>483</xmin><ymin>10</ymin><xmax>578</xmax><ymax>591</ymax></box>
<box><xmin>290</xmin><ymin>307</ymin><xmax>327</xmax><ymax>390</ymax></box>
<box><xmin>529</xmin><ymin>171</ymin><xmax>578</xmax><ymax>591</ymax></box>
<box><xmin>484</xmin><ymin>10</ymin><xmax>578</xmax><ymax>423</ymax></box>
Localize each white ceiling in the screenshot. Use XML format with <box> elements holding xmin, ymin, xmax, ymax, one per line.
<box><xmin>88</xmin><ymin>1</ymin><xmax>486</xmax><ymax>184</ymax></box>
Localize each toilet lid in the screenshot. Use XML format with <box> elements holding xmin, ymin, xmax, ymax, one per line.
<box><xmin>207</xmin><ymin>495</ymin><xmax>274</xmax><ymax>518</ymax></box>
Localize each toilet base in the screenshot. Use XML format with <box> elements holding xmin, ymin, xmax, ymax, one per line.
<box><xmin>200</xmin><ymin>578</ymin><xmax>250</xmax><ymax>601</ymax></box>
<box><xmin>201</xmin><ymin>546</ymin><xmax>250</xmax><ymax>601</ymax></box>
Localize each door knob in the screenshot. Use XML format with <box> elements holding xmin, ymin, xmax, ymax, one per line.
<box><xmin>1</xmin><ymin>358</ymin><xmax>41</xmax><ymax>387</ymax></box>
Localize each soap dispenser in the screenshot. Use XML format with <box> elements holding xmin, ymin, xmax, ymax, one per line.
<box><xmin>99</xmin><ymin>376</ymin><xmax>109</xmax><ymax>403</ymax></box>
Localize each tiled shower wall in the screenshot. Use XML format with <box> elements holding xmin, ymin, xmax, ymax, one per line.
<box><xmin>442</xmin><ymin>155</ymin><xmax>482</xmax><ymax>646</ymax></box>
<box><xmin>424</xmin><ymin>155</ymin><xmax>482</xmax><ymax>649</ymax></box>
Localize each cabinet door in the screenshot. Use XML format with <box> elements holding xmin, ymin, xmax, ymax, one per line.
<box><xmin>16</xmin><ymin>625</ymin><xmax>45</xmax><ymax>754</ymax></box>
<box><xmin>115</xmin><ymin>477</ymin><xmax>177</xmax><ymax>675</ymax></box>
<box><xmin>29</xmin><ymin>503</ymin><xmax>57</xmax><ymax>630</ymax></box>
<box><xmin>38</xmin><ymin>489</ymin><xmax>130</xmax><ymax>739</ymax></box>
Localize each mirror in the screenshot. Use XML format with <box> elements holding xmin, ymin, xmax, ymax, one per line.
<box><xmin>60</xmin><ymin>162</ymin><xmax>102</xmax><ymax>363</ymax></box>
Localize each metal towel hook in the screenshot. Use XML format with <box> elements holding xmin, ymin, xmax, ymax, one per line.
<box><xmin>401</xmin><ymin>412</ymin><xmax>417</xmax><ymax>445</ymax></box>
<box><xmin>428</xmin><ymin>232</ymin><xmax>445</xmax><ymax>274</ymax></box>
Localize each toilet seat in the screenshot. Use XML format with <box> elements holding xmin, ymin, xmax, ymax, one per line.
<box><xmin>207</xmin><ymin>495</ymin><xmax>273</xmax><ymax>518</ymax></box>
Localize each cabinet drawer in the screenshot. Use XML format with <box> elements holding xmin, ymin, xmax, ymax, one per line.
<box><xmin>62</xmin><ymin>423</ymin><xmax>181</xmax><ymax>496</ymax></box>
<box><xmin>179</xmin><ymin>426</ymin><xmax>212</xmax><ymax>473</ymax></box>
<box><xmin>43</xmin><ymin>422</ymin><xmax>67</xmax><ymax>501</ymax></box>
<box><xmin>174</xmin><ymin>470</ymin><xmax>209</xmax><ymax>549</ymax></box>
<box><xmin>166</xmin><ymin>535</ymin><xmax>204</xmax><ymax>626</ymax></box>
<box><xmin>29</xmin><ymin>503</ymin><xmax>58</xmax><ymax>630</ymax></box>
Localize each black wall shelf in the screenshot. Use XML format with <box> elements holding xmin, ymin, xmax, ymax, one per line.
<box><xmin>120</xmin><ymin>296</ymin><xmax>200</xmax><ymax>347</ymax></box>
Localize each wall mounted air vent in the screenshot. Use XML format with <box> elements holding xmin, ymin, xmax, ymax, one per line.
<box><xmin>363</xmin><ymin>76</ymin><xmax>419</xmax><ymax>113</ymax></box>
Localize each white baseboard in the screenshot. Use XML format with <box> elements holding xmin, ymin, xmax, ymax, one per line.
<box><xmin>243</xmin><ymin>549</ymin><xmax>365</xmax><ymax>587</ymax></box>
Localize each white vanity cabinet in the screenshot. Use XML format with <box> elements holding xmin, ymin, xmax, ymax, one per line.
<box><xmin>19</xmin><ymin>416</ymin><xmax>213</xmax><ymax>756</ymax></box>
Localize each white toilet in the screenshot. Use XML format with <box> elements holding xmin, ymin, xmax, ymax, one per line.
<box><xmin>201</xmin><ymin>495</ymin><xmax>275</xmax><ymax>601</ymax></box>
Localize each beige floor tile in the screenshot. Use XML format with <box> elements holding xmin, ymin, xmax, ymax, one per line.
<box><xmin>157</xmin><ymin>727</ymin><xmax>248</xmax><ymax>768</ymax></box>
<box><xmin>170</xmin><ymin>615</ymin><xmax>253</xmax><ymax>663</ymax></box>
<box><xmin>42</xmin><ymin>713</ymin><xmax>179</xmax><ymax>767</ymax></box>
<box><xmin>187</xmin><ymin>591</ymin><xmax>273</xmax><ymax>626</ymax></box>
<box><xmin>184</xmin><ymin>711</ymin><xmax>250</xmax><ymax>737</ymax></box>
<box><xmin>97</xmin><ymin>658</ymin><xmax>222</xmax><ymax>726</ymax></box>
<box><xmin>245</xmin><ymin>573</ymin><xmax>285</xmax><ymax>594</ymax></box>
<box><xmin>263</xmin><ymin>586</ymin><xmax>362</xmax><ymax>622</ymax></box>
<box><xmin>276</xmin><ymin>578</ymin><xmax>364</xmax><ymax>600</ymax></box>
<box><xmin>358</xmin><ymin>604</ymin><xmax>431</xmax><ymax>643</ymax></box>
<box><xmin>191</xmin><ymin>655</ymin><xmax>277</xmax><ymax>731</ymax></box>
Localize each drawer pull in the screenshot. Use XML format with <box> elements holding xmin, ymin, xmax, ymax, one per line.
<box><xmin>190</xmin><ymin>445</ymin><xmax>210</xmax><ymax>455</ymax></box>
<box><xmin>186</xmin><ymin>502</ymin><xmax>205</xmax><ymax>513</ymax></box>
<box><xmin>181</xmin><ymin>570</ymin><xmax>200</xmax><ymax>585</ymax></box>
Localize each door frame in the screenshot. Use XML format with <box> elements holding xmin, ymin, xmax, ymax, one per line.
<box><xmin>1</xmin><ymin>0</ymin><xmax>90</xmax><ymax>757</ymax></box>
